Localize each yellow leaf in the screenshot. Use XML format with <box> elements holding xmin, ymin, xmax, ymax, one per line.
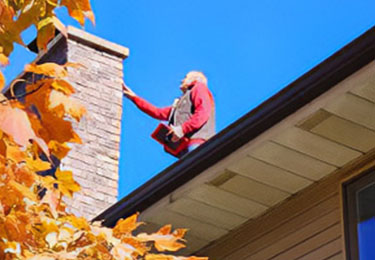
<box><xmin>137</xmin><ymin>228</ymin><xmax>186</xmax><ymax>252</ymax></box>
<box><xmin>0</xmin><ymin>71</ymin><xmax>5</xmax><ymax>91</ymax></box>
<box><xmin>51</xmin><ymin>80</ymin><xmax>75</xmax><ymax>95</ymax></box>
<box><xmin>0</xmin><ymin>53</ymin><xmax>9</xmax><ymax>66</ymax></box>
<box><xmin>55</xmin><ymin>169</ymin><xmax>80</xmax><ymax>197</ymax></box>
<box><xmin>5</xmin><ymin>141</ymin><xmax>26</xmax><ymax>163</ymax></box>
<box><xmin>113</xmin><ymin>213</ymin><xmax>142</xmax><ymax>237</ymax></box>
<box><xmin>37</xmin><ymin>17</ymin><xmax>55</xmax><ymax>51</ymax></box>
<box><xmin>60</xmin><ymin>216</ymin><xmax>90</xmax><ymax>231</ymax></box>
<box><xmin>48</xmin><ymin>141</ymin><xmax>70</xmax><ymax>160</ymax></box>
<box><xmin>9</xmin><ymin>180</ymin><xmax>37</xmax><ymax>201</ymax></box>
<box><xmin>24</xmin><ymin>63</ymin><xmax>68</xmax><ymax>78</ymax></box>
<box><xmin>25</xmin><ymin>158</ymin><xmax>51</xmax><ymax>172</ymax></box>
<box><xmin>61</xmin><ymin>0</ymin><xmax>95</xmax><ymax>26</ymax></box>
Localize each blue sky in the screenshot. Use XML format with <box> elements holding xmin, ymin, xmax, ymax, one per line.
<box><xmin>3</xmin><ymin>0</ymin><xmax>375</xmax><ymax>199</ymax></box>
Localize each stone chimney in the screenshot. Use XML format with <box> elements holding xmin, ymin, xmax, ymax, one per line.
<box><xmin>27</xmin><ymin>26</ymin><xmax>128</xmax><ymax>219</ymax></box>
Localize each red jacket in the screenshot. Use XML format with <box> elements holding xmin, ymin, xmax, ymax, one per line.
<box><xmin>130</xmin><ymin>82</ymin><xmax>214</xmax><ymax>145</ymax></box>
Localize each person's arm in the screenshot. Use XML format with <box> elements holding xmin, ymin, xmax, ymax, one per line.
<box><xmin>123</xmin><ymin>84</ymin><xmax>171</xmax><ymax>121</ymax></box>
<box><xmin>130</xmin><ymin>96</ymin><xmax>172</xmax><ymax>121</ymax></box>
<box><xmin>173</xmin><ymin>83</ymin><xmax>213</xmax><ymax>138</ymax></box>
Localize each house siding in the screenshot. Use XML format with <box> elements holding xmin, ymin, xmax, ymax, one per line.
<box><xmin>198</xmin><ymin>149</ymin><xmax>375</xmax><ymax>260</ymax></box>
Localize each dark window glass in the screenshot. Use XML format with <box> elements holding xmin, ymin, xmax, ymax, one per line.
<box><xmin>344</xmin><ymin>169</ymin><xmax>375</xmax><ymax>260</ymax></box>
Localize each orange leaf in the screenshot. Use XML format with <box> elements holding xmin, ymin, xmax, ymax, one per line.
<box><xmin>158</xmin><ymin>225</ymin><xmax>172</xmax><ymax>235</ymax></box>
<box><xmin>113</xmin><ymin>213</ymin><xmax>142</xmax><ymax>238</ymax></box>
<box><xmin>48</xmin><ymin>141</ymin><xmax>70</xmax><ymax>160</ymax></box>
<box><xmin>37</xmin><ymin>17</ymin><xmax>56</xmax><ymax>51</ymax></box>
<box><xmin>49</xmin><ymin>89</ymin><xmax>86</xmax><ymax>121</ymax></box>
<box><xmin>14</xmin><ymin>167</ymin><xmax>36</xmax><ymax>187</ymax></box>
<box><xmin>51</xmin><ymin>80</ymin><xmax>75</xmax><ymax>95</ymax></box>
<box><xmin>5</xmin><ymin>141</ymin><xmax>26</xmax><ymax>163</ymax></box>
<box><xmin>0</xmin><ymin>71</ymin><xmax>5</xmax><ymax>91</ymax></box>
<box><xmin>9</xmin><ymin>180</ymin><xmax>37</xmax><ymax>201</ymax></box>
<box><xmin>24</xmin><ymin>63</ymin><xmax>68</xmax><ymax>78</ymax></box>
<box><xmin>0</xmin><ymin>102</ymin><xmax>49</xmax><ymax>156</ymax></box>
<box><xmin>25</xmin><ymin>83</ymin><xmax>82</xmax><ymax>144</ymax></box>
<box><xmin>0</xmin><ymin>54</ymin><xmax>9</xmax><ymax>66</ymax></box>
<box><xmin>137</xmin><ymin>226</ymin><xmax>187</xmax><ymax>252</ymax></box>
<box><xmin>61</xmin><ymin>0</ymin><xmax>95</xmax><ymax>26</ymax></box>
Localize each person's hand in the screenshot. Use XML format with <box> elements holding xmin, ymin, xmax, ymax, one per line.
<box><xmin>167</xmin><ymin>125</ymin><xmax>184</xmax><ymax>142</ymax></box>
<box><xmin>122</xmin><ymin>83</ymin><xmax>136</xmax><ymax>99</ymax></box>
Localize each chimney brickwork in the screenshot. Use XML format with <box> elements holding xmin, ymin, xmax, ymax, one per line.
<box><xmin>27</xmin><ymin>27</ymin><xmax>129</xmax><ymax>219</ymax></box>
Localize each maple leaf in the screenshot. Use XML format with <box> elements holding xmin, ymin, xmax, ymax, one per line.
<box><xmin>113</xmin><ymin>213</ymin><xmax>143</xmax><ymax>238</ymax></box>
<box><xmin>49</xmin><ymin>89</ymin><xmax>86</xmax><ymax>121</ymax></box>
<box><xmin>111</xmin><ymin>243</ymin><xmax>135</xmax><ymax>260</ymax></box>
<box><xmin>51</xmin><ymin>79</ymin><xmax>75</xmax><ymax>95</ymax></box>
<box><xmin>9</xmin><ymin>179</ymin><xmax>37</xmax><ymax>201</ymax></box>
<box><xmin>137</xmin><ymin>225</ymin><xmax>187</xmax><ymax>252</ymax></box>
<box><xmin>0</xmin><ymin>52</ymin><xmax>9</xmax><ymax>66</ymax></box>
<box><xmin>24</xmin><ymin>63</ymin><xmax>68</xmax><ymax>78</ymax></box>
<box><xmin>60</xmin><ymin>215</ymin><xmax>90</xmax><ymax>231</ymax></box>
<box><xmin>37</xmin><ymin>17</ymin><xmax>56</xmax><ymax>51</ymax></box>
<box><xmin>61</xmin><ymin>0</ymin><xmax>95</xmax><ymax>26</ymax></box>
<box><xmin>55</xmin><ymin>169</ymin><xmax>81</xmax><ymax>198</ymax></box>
<box><xmin>0</xmin><ymin>71</ymin><xmax>5</xmax><ymax>91</ymax></box>
<box><xmin>25</xmin><ymin>158</ymin><xmax>51</xmax><ymax>172</ymax></box>
<box><xmin>48</xmin><ymin>140</ymin><xmax>71</xmax><ymax>160</ymax></box>
<box><xmin>0</xmin><ymin>99</ymin><xmax>49</xmax><ymax>157</ymax></box>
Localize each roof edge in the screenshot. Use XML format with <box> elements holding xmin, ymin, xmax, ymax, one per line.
<box><xmin>94</xmin><ymin>26</ymin><xmax>375</xmax><ymax>227</ymax></box>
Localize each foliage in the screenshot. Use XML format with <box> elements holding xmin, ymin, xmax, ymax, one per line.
<box><xmin>0</xmin><ymin>0</ymin><xmax>208</xmax><ymax>259</ymax></box>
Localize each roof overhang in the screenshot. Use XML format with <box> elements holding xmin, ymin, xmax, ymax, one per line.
<box><xmin>94</xmin><ymin>26</ymin><xmax>375</xmax><ymax>255</ymax></box>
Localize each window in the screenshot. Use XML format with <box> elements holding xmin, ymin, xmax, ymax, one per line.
<box><xmin>343</xmin><ymin>168</ymin><xmax>375</xmax><ymax>260</ymax></box>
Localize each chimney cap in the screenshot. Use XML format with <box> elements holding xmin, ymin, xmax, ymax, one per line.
<box><xmin>28</xmin><ymin>26</ymin><xmax>129</xmax><ymax>59</ymax></box>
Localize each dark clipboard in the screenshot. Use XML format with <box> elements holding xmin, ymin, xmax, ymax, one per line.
<box><xmin>151</xmin><ymin>124</ymin><xmax>189</xmax><ymax>157</ymax></box>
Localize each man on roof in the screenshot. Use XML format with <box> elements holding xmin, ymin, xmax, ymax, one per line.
<box><xmin>122</xmin><ymin>71</ymin><xmax>215</xmax><ymax>158</ymax></box>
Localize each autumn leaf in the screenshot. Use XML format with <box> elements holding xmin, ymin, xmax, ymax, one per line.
<box><xmin>61</xmin><ymin>0</ymin><xmax>95</xmax><ymax>26</ymax></box>
<box><xmin>5</xmin><ymin>141</ymin><xmax>26</xmax><ymax>163</ymax></box>
<box><xmin>49</xmin><ymin>89</ymin><xmax>86</xmax><ymax>121</ymax></box>
<box><xmin>0</xmin><ymin>71</ymin><xmax>5</xmax><ymax>91</ymax></box>
<box><xmin>137</xmin><ymin>225</ymin><xmax>187</xmax><ymax>252</ymax></box>
<box><xmin>0</xmin><ymin>101</ymin><xmax>49</xmax><ymax>156</ymax></box>
<box><xmin>37</xmin><ymin>17</ymin><xmax>56</xmax><ymax>51</ymax></box>
<box><xmin>55</xmin><ymin>169</ymin><xmax>81</xmax><ymax>197</ymax></box>
<box><xmin>0</xmin><ymin>54</ymin><xmax>9</xmax><ymax>66</ymax></box>
<box><xmin>24</xmin><ymin>63</ymin><xmax>68</xmax><ymax>78</ymax></box>
<box><xmin>60</xmin><ymin>215</ymin><xmax>90</xmax><ymax>231</ymax></box>
<box><xmin>113</xmin><ymin>213</ymin><xmax>143</xmax><ymax>238</ymax></box>
<box><xmin>9</xmin><ymin>180</ymin><xmax>37</xmax><ymax>201</ymax></box>
<box><xmin>51</xmin><ymin>79</ymin><xmax>75</xmax><ymax>95</ymax></box>
<box><xmin>48</xmin><ymin>140</ymin><xmax>70</xmax><ymax>159</ymax></box>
